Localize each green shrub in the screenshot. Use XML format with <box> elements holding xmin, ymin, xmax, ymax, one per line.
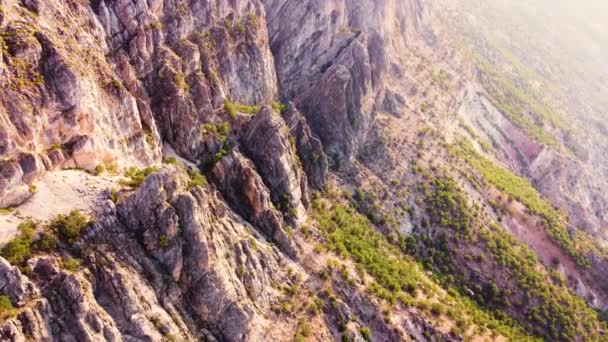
<box><xmin>0</xmin><ymin>295</ymin><xmax>16</xmax><ymax>319</ymax></box>
<box><xmin>50</xmin><ymin>210</ymin><xmax>90</xmax><ymax>245</ymax></box>
<box><xmin>110</xmin><ymin>188</ymin><xmax>119</xmax><ymax>204</ymax></box>
<box><xmin>271</xmin><ymin>101</ymin><xmax>286</xmax><ymax>113</ymax></box>
<box><xmin>163</xmin><ymin>157</ymin><xmax>184</xmax><ymax>169</ymax></box>
<box><xmin>94</xmin><ymin>164</ymin><xmax>106</xmax><ymax>175</ymax></box>
<box><xmin>295</xmin><ymin>318</ymin><xmax>312</xmax><ymax>339</ymax></box>
<box><xmin>121</xmin><ymin>166</ymin><xmax>159</xmax><ymax>188</ymax></box>
<box><xmin>200</xmin><ymin>122</ymin><xmax>230</xmax><ymax>142</ymax></box>
<box><xmin>223</xmin><ymin>99</ymin><xmax>260</xmax><ymax>119</ymax></box>
<box><xmin>0</xmin><ymin>207</ymin><xmax>14</xmax><ymax>215</ymax></box>
<box><xmin>17</xmin><ymin>219</ymin><xmax>36</xmax><ymax>241</ymax></box>
<box><xmin>158</xmin><ymin>235</ymin><xmax>169</xmax><ymax>249</ymax></box>
<box><xmin>1</xmin><ymin>238</ymin><xmax>32</xmax><ymax>265</ymax></box>
<box><xmin>173</xmin><ymin>72</ymin><xmax>189</xmax><ymax>91</ymax></box>
<box><xmin>359</xmin><ymin>327</ymin><xmax>371</xmax><ymax>341</ymax></box>
<box><xmin>32</xmin><ymin>232</ymin><xmax>57</xmax><ymax>251</ymax></box>
<box><xmin>61</xmin><ymin>257</ymin><xmax>81</xmax><ymax>272</ymax></box>
<box><xmin>0</xmin><ymin>219</ymin><xmax>38</xmax><ymax>264</ymax></box>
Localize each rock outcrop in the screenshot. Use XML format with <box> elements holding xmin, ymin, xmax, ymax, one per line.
<box><xmin>263</xmin><ymin>0</ymin><xmax>425</xmax><ymax>164</ymax></box>
<box><xmin>210</xmin><ymin>150</ymin><xmax>298</xmax><ymax>258</ymax></box>
<box><xmin>0</xmin><ymin>167</ymin><xmax>297</xmax><ymax>341</ymax></box>
<box><xmin>282</xmin><ymin>103</ymin><xmax>329</xmax><ymax>190</ymax></box>
<box><xmin>240</xmin><ymin>106</ymin><xmax>309</xmax><ymax>225</ymax></box>
<box><xmin>0</xmin><ymin>0</ymin><xmax>162</xmax><ymax>207</ymax></box>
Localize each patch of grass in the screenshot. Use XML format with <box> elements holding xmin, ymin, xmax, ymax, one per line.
<box><xmin>294</xmin><ymin>317</ymin><xmax>312</xmax><ymax>340</ymax></box>
<box><xmin>158</xmin><ymin>235</ymin><xmax>169</xmax><ymax>249</ymax></box>
<box><xmin>187</xmin><ymin>169</ymin><xmax>207</xmax><ymax>190</ymax></box>
<box><xmin>0</xmin><ymin>207</ymin><xmax>14</xmax><ymax>215</ymax></box>
<box><xmin>173</xmin><ymin>72</ymin><xmax>189</xmax><ymax>92</ymax></box>
<box><xmin>61</xmin><ymin>257</ymin><xmax>81</xmax><ymax>272</ymax></box>
<box><xmin>93</xmin><ymin>164</ymin><xmax>105</xmax><ymax>176</ymax></box>
<box><xmin>223</xmin><ymin>99</ymin><xmax>260</xmax><ymax>119</ymax></box>
<box><xmin>359</xmin><ymin>327</ymin><xmax>371</xmax><ymax>341</ymax></box>
<box><xmin>120</xmin><ymin>166</ymin><xmax>159</xmax><ymax>188</ymax></box>
<box><xmin>272</xmin><ymin>101</ymin><xmax>286</xmax><ymax>114</ymax></box>
<box><xmin>0</xmin><ymin>295</ymin><xmax>16</xmax><ymax>320</ymax></box>
<box><xmin>104</xmin><ymin>162</ymin><xmax>119</xmax><ymax>175</ymax></box>
<box><xmin>200</xmin><ymin>122</ymin><xmax>231</xmax><ymax>142</ymax></box>
<box><xmin>163</xmin><ymin>157</ymin><xmax>184</xmax><ymax>169</ymax></box>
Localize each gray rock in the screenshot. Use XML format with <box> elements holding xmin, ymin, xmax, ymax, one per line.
<box><xmin>0</xmin><ymin>258</ymin><xmax>39</xmax><ymax>306</ymax></box>
<box><xmin>240</xmin><ymin>106</ymin><xmax>308</xmax><ymax>225</ymax></box>
<box><xmin>281</xmin><ymin>103</ymin><xmax>329</xmax><ymax>189</ymax></box>
<box><xmin>210</xmin><ymin>150</ymin><xmax>298</xmax><ymax>259</ymax></box>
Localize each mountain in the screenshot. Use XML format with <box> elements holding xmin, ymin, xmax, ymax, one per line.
<box><xmin>0</xmin><ymin>0</ymin><xmax>606</xmax><ymax>341</ymax></box>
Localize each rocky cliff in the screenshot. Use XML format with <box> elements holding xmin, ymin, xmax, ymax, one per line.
<box><xmin>1</xmin><ymin>0</ymin><xmax>607</xmax><ymax>341</ymax></box>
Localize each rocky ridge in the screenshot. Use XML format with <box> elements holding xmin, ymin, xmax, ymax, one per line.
<box><xmin>0</xmin><ymin>0</ymin><xmax>607</xmax><ymax>341</ymax></box>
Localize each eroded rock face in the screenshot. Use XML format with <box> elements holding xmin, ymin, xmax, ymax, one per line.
<box><xmin>0</xmin><ymin>167</ymin><xmax>297</xmax><ymax>341</ymax></box>
<box><xmin>282</xmin><ymin>103</ymin><xmax>329</xmax><ymax>190</ymax></box>
<box><xmin>95</xmin><ymin>0</ymin><xmax>279</xmax><ymax>162</ymax></box>
<box><xmin>210</xmin><ymin>151</ymin><xmax>298</xmax><ymax>258</ymax></box>
<box><xmin>0</xmin><ymin>258</ymin><xmax>38</xmax><ymax>307</ymax></box>
<box><xmin>240</xmin><ymin>106</ymin><xmax>308</xmax><ymax>225</ymax></box>
<box><xmin>0</xmin><ymin>0</ymin><xmax>162</xmax><ymax>207</ymax></box>
<box><xmin>263</xmin><ymin>0</ymin><xmax>425</xmax><ymax>164</ymax></box>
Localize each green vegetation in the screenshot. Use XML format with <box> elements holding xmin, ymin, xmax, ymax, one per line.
<box><xmin>223</xmin><ymin>99</ymin><xmax>261</xmax><ymax>119</ymax></box>
<box><xmin>108</xmin><ymin>78</ymin><xmax>121</xmax><ymax>91</ymax></box>
<box><xmin>1</xmin><ymin>219</ymin><xmax>59</xmax><ymax>266</ymax></box>
<box><xmin>474</xmin><ymin>57</ymin><xmax>567</xmax><ymax>147</ymax></box>
<box><xmin>163</xmin><ymin>157</ymin><xmax>183</xmax><ymax>168</ymax></box>
<box><xmin>120</xmin><ymin>166</ymin><xmax>159</xmax><ymax>188</ymax></box>
<box><xmin>359</xmin><ymin>327</ymin><xmax>371</xmax><ymax>341</ymax></box>
<box><xmin>200</xmin><ymin>122</ymin><xmax>230</xmax><ymax>142</ymax></box>
<box><xmin>158</xmin><ymin>235</ymin><xmax>169</xmax><ymax>249</ymax></box>
<box><xmin>61</xmin><ymin>257</ymin><xmax>81</xmax><ymax>272</ymax></box>
<box><xmin>187</xmin><ymin>169</ymin><xmax>207</xmax><ymax>190</ymax></box>
<box><xmin>0</xmin><ymin>295</ymin><xmax>16</xmax><ymax>320</ymax></box>
<box><xmin>294</xmin><ymin>317</ymin><xmax>312</xmax><ymax>341</ymax></box>
<box><xmin>0</xmin><ymin>207</ymin><xmax>14</xmax><ymax>215</ymax></box>
<box><xmin>173</xmin><ymin>72</ymin><xmax>189</xmax><ymax>92</ymax></box>
<box><xmin>278</xmin><ymin>193</ymin><xmax>298</xmax><ymax>222</ymax></box>
<box><xmin>247</xmin><ymin>11</ymin><xmax>259</xmax><ymax>30</ymax></box>
<box><xmin>420</xmin><ymin>101</ymin><xmax>431</xmax><ymax>113</ymax></box>
<box><xmin>49</xmin><ymin>209</ymin><xmax>90</xmax><ymax>246</ymax></box>
<box><xmin>418</xmin><ymin>175</ymin><xmax>606</xmax><ymax>340</ymax></box>
<box><xmin>311</xmin><ymin>195</ymin><xmax>537</xmax><ymax>341</ymax></box>
<box><xmin>272</xmin><ymin>101</ymin><xmax>286</xmax><ymax>114</ymax></box>
<box><xmin>93</xmin><ymin>164</ymin><xmax>106</xmax><ymax>176</ymax></box>
<box><xmin>1</xmin><ymin>220</ymin><xmax>38</xmax><ymax>265</ymax></box>
<box><xmin>449</xmin><ymin>140</ymin><xmax>602</xmax><ymax>268</ymax></box>
<box><xmin>103</xmin><ymin>162</ymin><xmax>119</xmax><ymax>175</ymax></box>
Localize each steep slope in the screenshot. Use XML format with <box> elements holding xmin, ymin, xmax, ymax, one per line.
<box><xmin>0</xmin><ymin>0</ymin><xmax>607</xmax><ymax>341</ymax></box>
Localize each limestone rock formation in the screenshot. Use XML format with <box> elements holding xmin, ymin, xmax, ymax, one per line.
<box><xmin>281</xmin><ymin>103</ymin><xmax>329</xmax><ymax>190</ymax></box>
<box><xmin>1</xmin><ymin>0</ymin><xmax>608</xmax><ymax>341</ymax></box>
<box><xmin>210</xmin><ymin>150</ymin><xmax>298</xmax><ymax>259</ymax></box>
<box><xmin>263</xmin><ymin>0</ymin><xmax>424</xmax><ymax>164</ymax></box>
<box><xmin>240</xmin><ymin>106</ymin><xmax>308</xmax><ymax>225</ymax></box>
